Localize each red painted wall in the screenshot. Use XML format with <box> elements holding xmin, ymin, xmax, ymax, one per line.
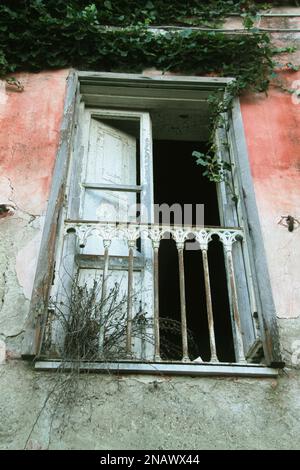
<box><xmin>0</xmin><ymin>70</ymin><xmax>68</xmax><ymax>216</ymax></box>
<box><xmin>240</xmin><ymin>72</ymin><xmax>300</xmax><ymax>318</ymax></box>
<box><xmin>0</xmin><ymin>71</ymin><xmax>68</xmax><ymax>301</ymax></box>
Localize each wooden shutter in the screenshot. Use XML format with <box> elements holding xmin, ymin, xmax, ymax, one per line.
<box><xmin>51</xmin><ymin>110</ymin><xmax>155</xmax><ymax>358</ymax></box>
<box><xmin>216</xmin><ymin>100</ymin><xmax>283</xmax><ymax>366</ymax></box>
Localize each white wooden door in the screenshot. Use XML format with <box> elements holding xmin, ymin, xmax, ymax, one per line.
<box><xmin>82</xmin><ymin>118</ymin><xmax>137</xmax><ymax>255</ymax></box>
<box><xmin>78</xmin><ymin>111</ymin><xmax>154</xmax><ymax>359</ymax></box>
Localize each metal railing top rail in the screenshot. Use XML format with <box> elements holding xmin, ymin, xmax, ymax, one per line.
<box><xmin>64</xmin><ymin>220</ymin><xmax>244</xmax><ymax>250</ymax></box>
<box><xmin>65</xmin><ymin>219</ymin><xmax>243</xmax><ymax>231</ymax></box>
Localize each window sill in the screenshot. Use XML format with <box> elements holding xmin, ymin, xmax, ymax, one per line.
<box><xmin>34</xmin><ymin>360</ymin><xmax>278</xmax><ymax>378</ymax></box>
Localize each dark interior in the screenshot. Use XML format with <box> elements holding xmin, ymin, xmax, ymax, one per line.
<box><xmin>153</xmin><ymin>140</ymin><xmax>235</xmax><ymax>362</ymax></box>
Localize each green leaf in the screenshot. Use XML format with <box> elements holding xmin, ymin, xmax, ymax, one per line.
<box><xmin>223</xmin><ymin>162</ymin><xmax>232</xmax><ymax>171</ymax></box>
<box><xmin>104</xmin><ymin>1</ymin><xmax>112</xmax><ymax>10</ymax></box>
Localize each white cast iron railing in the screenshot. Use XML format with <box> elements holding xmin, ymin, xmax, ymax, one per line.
<box><xmin>63</xmin><ymin>220</ymin><xmax>246</xmax><ymax>364</ymax></box>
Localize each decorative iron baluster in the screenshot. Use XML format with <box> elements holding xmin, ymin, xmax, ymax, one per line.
<box><xmin>196</xmin><ymin>230</ymin><xmax>218</xmax><ymax>362</ymax></box>
<box><xmin>96</xmin><ymin>225</ymin><xmax>118</xmax><ymax>354</ymax></box>
<box><xmin>121</xmin><ymin>226</ymin><xmax>140</xmax><ymax>358</ymax></box>
<box><xmin>126</xmin><ymin>240</ymin><xmax>135</xmax><ymax>357</ymax></box>
<box><xmin>99</xmin><ymin>239</ymin><xmax>111</xmax><ymax>352</ymax></box>
<box><xmin>64</xmin><ymin>221</ymin><xmax>246</xmax><ymax>365</ymax></box>
<box><xmin>219</xmin><ymin>231</ymin><xmax>246</xmax><ymax>363</ymax></box>
<box><xmin>173</xmin><ymin>229</ymin><xmax>190</xmax><ymax>362</ymax></box>
<box><xmin>148</xmin><ymin>227</ymin><xmax>163</xmax><ymax>361</ymax></box>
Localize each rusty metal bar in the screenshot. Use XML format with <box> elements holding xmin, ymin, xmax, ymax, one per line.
<box><xmin>99</xmin><ymin>240</ymin><xmax>111</xmax><ymax>352</ymax></box>
<box><xmin>126</xmin><ymin>242</ymin><xmax>134</xmax><ymax>357</ymax></box>
<box><xmin>101</xmin><ymin>242</ymin><xmax>110</xmax><ymax>301</ymax></box>
<box><xmin>202</xmin><ymin>249</ymin><xmax>218</xmax><ymax>362</ymax></box>
<box><xmin>177</xmin><ymin>244</ymin><xmax>189</xmax><ymax>362</ymax></box>
<box><xmin>153</xmin><ymin>242</ymin><xmax>161</xmax><ymax>361</ymax></box>
<box><xmin>225</xmin><ymin>248</ymin><xmax>246</xmax><ymax>363</ymax></box>
<box><xmin>139</xmin><ymin>307</ymin><xmax>147</xmax><ymax>361</ymax></box>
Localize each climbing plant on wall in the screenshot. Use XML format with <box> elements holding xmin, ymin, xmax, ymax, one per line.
<box><xmin>0</xmin><ymin>1</ymin><xmax>268</xmax><ymax>32</ymax></box>
<box><xmin>0</xmin><ymin>0</ymin><xmax>278</xmax><ymax>91</ymax></box>
<box><xmin>0</xmin><ymin>1</ymin><xmax>298</xmax><ymax>185</ymax></box>
<box><xmin>1</xmin><ymin>1</ymin><xmax>296</xmax><ymax>92</ymax></box>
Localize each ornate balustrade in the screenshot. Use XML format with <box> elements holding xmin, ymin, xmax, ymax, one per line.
<box><xmin>64</xmin><ymin>220</ymin><xmax>245</xmax><ymax>363</ymax></box>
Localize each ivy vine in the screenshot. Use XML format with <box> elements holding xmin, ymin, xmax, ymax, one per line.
<box><xmin>192</xmin><ymin>152</ymin><xmax>232</xmax><ymax>184</ymax></box>
<box><xmin>0</xmin><ymin>1</ymin><xmax>268</xmax><ymax>34</ymax></box>
<box><xmin>0</xmin><ymin>1</ymin><xmax>298</xmax><ymax>196</ymax></box>
<box><xmin>0</xmin><ymin>1</ymin><xmax>290</xmax><ymax>91</ymax></box>
<box><xmin>3</xmin><ymin>1</ymin><xmax>297</xmax><ymax>94</ymax></box>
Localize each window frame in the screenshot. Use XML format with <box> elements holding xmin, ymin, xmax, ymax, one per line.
<box><xmin>22</xmin><ymin>71</ymin><xmax>283</xmax><ymax>371</ymax></box>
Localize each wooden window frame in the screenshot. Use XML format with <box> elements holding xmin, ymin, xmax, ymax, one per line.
<box><xmin>22</xmin><ymin>71</ymin><xmax>283</xmax><ymax>371</ymax></box>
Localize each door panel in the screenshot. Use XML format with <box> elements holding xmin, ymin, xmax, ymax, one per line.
<box><xmin>51</xmin><ymin>110</ymin><xmax>154</xmax><ymax>359</ymax></box>
<box><xmin>79</xmin><ymin>111</ymin><xmax>154</xmax><ymax>359</ymax></box>
<box><xmin>82</xmin><ymin>118</ymin><xmax>137</xmax><ymax>256</ymax></box>
<box><xmin>85</xmin><ymin>118</ymin><xmax>136</xmax><ymax>185</ymax></box>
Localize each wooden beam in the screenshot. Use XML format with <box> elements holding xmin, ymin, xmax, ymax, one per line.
<box><xmin>82</xmin><ymin>183</ymin><xmax>142</xmax><ymax>192</ymax></box>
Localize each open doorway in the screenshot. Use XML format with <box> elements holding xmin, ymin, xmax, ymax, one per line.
<box><xmin>153</xmin><ymin>140</ymin><xmax>235</xmax><ymax>362</ymax></box>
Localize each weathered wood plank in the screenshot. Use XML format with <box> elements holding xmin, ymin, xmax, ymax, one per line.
<box><xmin>78</xmin><ymin>70</ymin><xmax>233</xmax><ymax>87</ymax></box>
<box><xmin>82</xmin><ymin>183</ymin><xmax>141</xmax><ymax>192</ymax></box>
<box><xmin>22</xmin><ymin>70</ymin><xmax>78</xmax><ymax>358</ymax></box>
<box><xmin>216</xmin><ymin>119</ymin><xmax>258</xmax><ymax>362</ymax></box>
<box><xmin>231</xmin><ymin>99</ymin><xmax>284</xmax><ymax>367</ymax></box>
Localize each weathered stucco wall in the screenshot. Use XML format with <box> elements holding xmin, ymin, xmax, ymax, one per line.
<box><xmin>241</xmin><ymin>76</ymin><xmax>300</xmax><ymax>322</ymax></box>
<box><xmin>0</xmin><ymin>70</ymin><xmax>68</xmax><ymax>361</ymax></box>
<box><xmin>0</xmin><ymin>363</ymin><xmax>300</xmax><ymax>450</ymax></box>
<box><xmin>241</xmin><ymin>79</ymin><xmax>300</xmax><ymax>365</ymax></box>
<box><xmin>1</xmin><ymin>11</ymin><xmax>300</xmax><ymax>450</ymax></box>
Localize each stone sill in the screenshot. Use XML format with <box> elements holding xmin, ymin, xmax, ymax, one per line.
<box><xmin>34</xmin><ymin>360</ymin><xmax>279</xmax><ymax>378</ymax></box>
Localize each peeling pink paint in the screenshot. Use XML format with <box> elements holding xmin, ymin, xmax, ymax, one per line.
<box><xmin>241</xmin><ymin>71</ymin><xmax>300</xmax><ymax>318</ymax></box>
<box><xmin>0</xmin><ymin>70</ymin><xmax>68</xmax><ymax>215</ymax></box>
<box><xmin>241</xmin><ymin>73</ymin><xmax>300</xmax><ymax>180</ymax></box>
<box><xmin>0</xmin><ymin>70</ymin><xmax>68</xmax><ymax>304</ymax></box>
